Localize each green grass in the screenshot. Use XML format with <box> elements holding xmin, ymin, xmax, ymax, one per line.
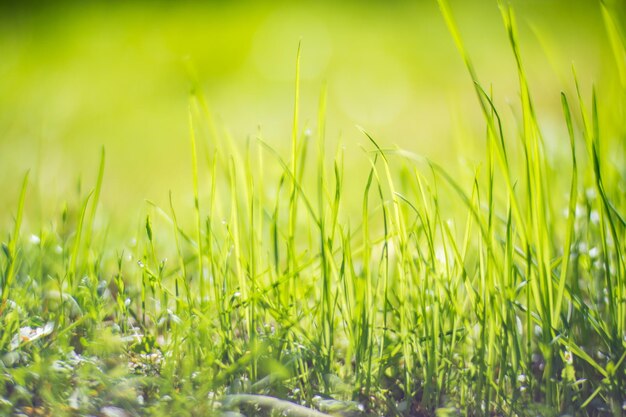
<box><xmin>1</xmin><ymin>2</ymin><xmax>625</xmax><ymax>416</ymax></box>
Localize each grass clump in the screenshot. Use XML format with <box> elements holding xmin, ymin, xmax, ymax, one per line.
<box><xmin>1</xmin><ymin>2</ymin><xmax>625</xmax><ymax>416</ymax></box>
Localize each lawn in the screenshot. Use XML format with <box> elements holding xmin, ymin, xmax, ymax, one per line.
<box><xmin>0</xmin><ymin>1</ymin><xmax>625</xmax><ymax>416</ymax></box>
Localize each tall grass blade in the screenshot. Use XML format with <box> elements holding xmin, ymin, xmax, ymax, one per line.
<box><xmin>0</xmin><ymin>171</ymin><xmax>29</xmax><ymax>314</ymax></box>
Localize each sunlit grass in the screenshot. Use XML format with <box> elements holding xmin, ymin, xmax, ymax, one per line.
<box><xmin>1</xmin><ymin>1</ymin><xmax>625</xmax><ymax>416</ymax></box>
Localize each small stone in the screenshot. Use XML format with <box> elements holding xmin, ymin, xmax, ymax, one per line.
<box><xmin>101</xmin><ymin>406</ymin><xmax>130</xmax><ymax>417</ymax></box>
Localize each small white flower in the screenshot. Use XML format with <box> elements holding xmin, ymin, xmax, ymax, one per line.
<box><xmin>563</xmin><ymin>350</ymin><xmax>573</xmax><ymax>365</ymax></box>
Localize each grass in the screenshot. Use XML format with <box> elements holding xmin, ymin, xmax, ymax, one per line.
<box><xmin>1</xmin><ymin>1</ymin><xmax>625</xmax><ymax>416</ymax></box>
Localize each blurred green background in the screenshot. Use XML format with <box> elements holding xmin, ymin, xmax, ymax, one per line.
<box><xmin>0</xmin><ymin>0</ymin><xmax>620</xmax><ymax>231</ymax></box>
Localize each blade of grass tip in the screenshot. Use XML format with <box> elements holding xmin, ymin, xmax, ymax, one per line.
<box><xmin>289</xmin><ymin>40</ymin><xmax>301</xmax><ymax>221</ymax></box>
<box><xmin>499</xmin><ymin>1</ymin><xmax>547</xmax><ymax>239</ymax></box>
<box><xmin>439</xmin><ymin>0</ymin><xmax>511</xmax><ymax>163</ymax></box>
<box><xmin>204</xmin><ymin>150</ymin><xmax>221</xmax><ymax>311</ymax></box>
<box><xmin>357</xmin><ymin>127</ymin><xmax>408</xmax><ymax>247</ymax></box>
<box><xmin>287</xmin><ymin>40</ymin><xmax>302</xmax><ymax>315</ymax></box>
<box><xmin>184</xmin><ymin>58</ymin><xmax>219</xmax><ymax>146</ymax></box>
<box><xmin>569</xmin><ymin>68</ymin><xmax>621</xmax><ymax>339</ymax></box>
<box><xmin>292</xmin><ymin>40</ymin><xmax>301</xmax><ymax>179</ymax></box>
<box><xmin>572</xmin><ymin>66</ymin><xmax>591</xmax><ymax>143</ymax></box>
<box><xmin>189</xmin><ymin>101</ymin><xmax>205</xmax><ymax>304</ymax></box>
<box><xmin>475</xmin><ymin>84</ymin><xmax>509</xmax><ymax>168</ymax></box>
<box><xmin>442</xmin><ymin>206</ymin><xmax>473</xmax><ymax>320</ymax></box>
<box><xmin>330</xmin><ymin>147</ymin><xmax>343</xmax><ymax>246</ymax></box>
<box><xmin>83</xmin><ymin>147</ymin><xmax>105</xmax><ymax>251</ymax></box>
<box><xmin>145</xmin><ymin>214</ymin><xmax>157</xmax><ymax>270</ymax></box>
<box><xmin>484</xmin><ymin>87</ymin><xmax>496</xmax><ymax>227</ymax></box>
<box><xmin>0</xmin><ymin>171</ymin><xmax>29</xmax><ymax>314</ymax></box>
<box><xmin>196</xmin><ymin>90</ymin><xmax>219</xmax><ymax>145</ymax></box>
<box><xmin>253</xmin><ymin>130</ymin><xmax>267</xmax><ymax>296</ymax></box>
<box><xmin>503</xmin><ymin>200</ymin><xmax>524</xmax><ymax>378</ymax></box>
<box><xmin>437</xmin><ymin>0</ymin><xmax>477</xmax><ymax>80</ymax></box>
<box><xmin>361</xmin><ymin>161</ymin><xmax>378</xmax><ymax>397</ymax></box>
<box><xmin>601</xmin><ymin>1</ymin><xmax>626</xmax><ymax>88</ymax></box>
<box><xmin>257</xmin><ymin>139</ymin><xmax>320</xmax><ymax>227</ymax></box>
<box><xmin>476</xmin><ymin>82</ymin><xmax>528</xmax><ymax>245</ymax></box>
<box><xmin>358</xmin><ymin>127</ymin><xmax>415</xmax><ymax>394</ymax></box>
<box><xmin>316</xmin><ymin>84</ymin><xmax>335</xmax><ymax>378</ymax></box>
<box><xmin>244</xmin><ymin>142</ymin><xmax>259</xmax><ymax>381</ymax></box>
<box><xmin>441</xmin><ymin>1</ymin><xmax>532</xmax><ymax>258</ymax></box>
<box><xmin>414</xmin><ymin>169</ymin><xmax>437</xmax><ymax>267</ymax></box>
<box><xmin>416</xmin><ymin>172</ymin><xmax>443</xmax><ymax>408</ymax></box>
<box><xmin>552</xmin><ymin>93</ymin><xmax>577</xmax><ymax>330</ymax></box>
<box><xmin>297</xmin><ymin>127</ymin><xmax>312</xmax><ymax>186</ymax></box>
<box><xmin>590</xmin><ymin>89</ymin><xmax>625</xmax><ymax>343</ymax></box>
<box><xmin>500</xmin><ymin>5</ymin><xmax>558</xmax><ymax>403</ymax></box>
<box><xmin>500</xmin><ymin>0</ymin><xmax>543</xmax><ymax>146</ymax></box>
<box><xmin>271</xmin><ymin>173</ymin><xmax>284</xmax><ymax>274</ymax></box>
<box><xmin>391</xmin><ymin>148</ymin><xmax>505</xmax><ymax>275</ymax></box>
<box><xmin>317</xmin><ymin>83</ymin><xmax>327</xmax><ymax>184</ymax></box>
<box><xmin>68</xmin><ymin>189</ymin><xmax>94</xmax><ymax>288</ymax></box>
<box><xmin>316</xmin><ymin>85</ymin><xmax>328</xmax><ymax>239</ymax></box>
<box><xmin>168</xmin><ymin>191</ymin><xmax>193</xmax><ymax>314</ymax></box>
<box><xmin>363</xmin><ymin>153</ymin><xmax>390</xmax><ymax>376</ymax></box>
<box><xmin>369</xmin><ymin>158</ymin><xmax>392</xmax><ymax>386</ymax></box>
<box><xmin>227</xmin><ymin>156</ymin><xmax>244</xmax><ymax>286</ymax></box>
<box><xmin>145</xmin><ymin>200</ymin><xmax>196</xmax><ymax>247</ymax></box>
<box><xmin>442</xmin><ymin>203</ymin><xmax>474</xmax><ymax>308</ymax></box>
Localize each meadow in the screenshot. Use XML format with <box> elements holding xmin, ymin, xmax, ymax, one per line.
<box><xmin>0</xmin><ymin>1</ymin><xmax>625</xmax><ymax>416</ymax></box>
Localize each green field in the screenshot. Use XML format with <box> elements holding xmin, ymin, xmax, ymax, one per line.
<box><xmin>1</xmin><ymin>1</ymin><xmax>625</xmax><ymax>416</ymax></box>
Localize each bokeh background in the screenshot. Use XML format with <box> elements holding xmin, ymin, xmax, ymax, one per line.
<box><xmin>0</xmin><ymin>0</ymin><xmax>622</xmax><ymax>232</ymax></box>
